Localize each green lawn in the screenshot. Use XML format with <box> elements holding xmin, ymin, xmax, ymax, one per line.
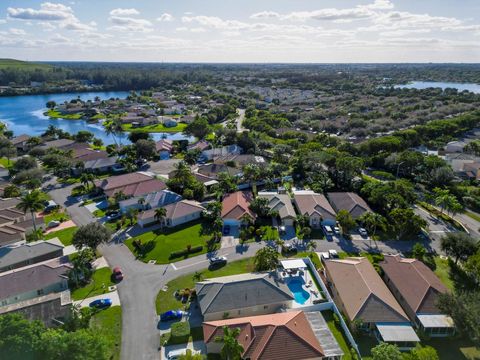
<box><xmin>44</xmin><ymin>210</ymin><xmax>70</xmax><ymax>224</ymax></box>
<box><xmin>125</xmin><ymin>221</ymin><xmax>212</xmax><ymax>264</ymax></box>
<box><xmin>160</xmin><ymin>326</ymin><xmax>204</xmax><ymax>346</ymax></box>
<box><xmin>156</xmin><ymin>258</ymin><xmax>255</xmax><ymax>314</ymax></box>
<box><xmin>0</xmin><ymin>157</ymin><xmax>13</xmax><ymax>168</ymax></box>
<box><xmin>464</xmin><ymin>210</ymin><xmax>480</xmax><ymax>223</ymax></box>
<box><xmin>322</xmin><ymin>311</ymin><xmax>354</xmax><ymax>360</ymax></box>
<box><xmin>424</xmin><ymin>337</ymin><xmax>480</xmax><ymax>360</ymax></box>
<box><xmin>122</xmin><ymin>122</ymin><xmax>187</xmax><ymax>133</ymax></box>
<box><xmin>260</xmin><ymin>226</ymin><xmax>279</xmax><ymax>241</ymax></box>
<box><xmin>44</xmin><ymin>226</ymin><xmax>77</xmax><ymax>246</ymax></box>
<box><xmin>93</xmin><ymin>209</ymin><xmax>106</xmax><ymax>218</ymax></box>
<box><xmin>45</xmin><ymin>109</ymin><xmax>84</xmax><ymax>120</ymax></box>
<box><xmin>90</xmin><ymin>306</ymin><xmax>122</xmax><ymax>360</ymax></box>
<box><xmin>434</xmin><ymin>257</ymin><xmax>455</xmax><ymax>291</ymax></box>
<box><xmin>71</xmin><ymin>267</ymin><xmax>115</xmax><ymax>301</ymax></box>
<box><xmin>0</xmin><ymin>59</ymin><xmax>52</xmax><ymax>69</ymax></box>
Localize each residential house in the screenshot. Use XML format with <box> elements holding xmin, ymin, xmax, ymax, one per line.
<box><xmin>39</xmin><ymin>139</ymin><xmax>76</xmax><ymax>150</ymax></box>
<box><xmin>159</xmin><ymin>117</ymin><xmax>177</xmax><ymax>128</ymax></box>
<box><xmin>196</xmin><ymin>272</ymin><xmax>294</xmax><ymax>321</ymax></box>
<box><xmin>258</xmin><ymin>192</ymin><xmax>296</xmax><ymax>226</ymax></box>
<box><xmin>188</xmin><ymin>140</ymin><xmax>210</xmax><ymax>152</ymax></box>
<box><xmin>327</xmin><ymin>192</ymin><xmax>371</xmax><ymax>219</ymax></box>
<box><xmin>83</xmin><ymin>156</ymin><xmax>120</xmax><ymax>174</ymax></box>
<box><xmin>10</xmin><ymin>134</ymin><xmax>31</xmax><ymax>152</ymax></box>
<box><xmin>0</xmin><ymin>262</ymin><xmax>70</xmax><ymax>307</ymax></box>
<box><xmin>323</xmin><ymin>257</ymin><xmax>419</xmax><ymax>349</ymax></box>
<box><xmin>444</xmin><ymin>140</ymin><xmax>469</xmax><ymax>153</ymax></box>
<box><xmin>380</xmin><ymin>255</ymin><xmax>455</xmax><ymax>337</ymax></box>
<box><xmin>221</xmin><ymin>191</ymin><xmax>255</xmax><ymax>226</ymax></box>
<box><xmin>155</xmin><ymin>139</ymin><xmax>173</xmax><ymax>160</ymax></box>
<box><xmin>201</xmin><ymin>144</ymin><xmax>242</xmax><ymax>161</ymax></box>
<box><xmin>293</xmin><ymin>191</ymin><xmax>337</xmax><ymax>227</ymax></box>
<box><xmin>119</xmin><ymin>189</ymin><xmax>181</xmax><ymax>214</ymax></box>
<box><xmin>215</xmin><ymin>154</ymin><xmax>266</xmax><ymax>168</ymax></box>
<box><xmin>94</xmin><ymin>172</ymin><xmax>167</xmax><ymax>198</ymax></box>
<box><xmin>137</xmin><ymin>199</ymin><xmax>204</xmax><ymax>228</ymax></box>
<box><xmin>461</xmin><ymin>162</ymin><xmax>480</xmax><ymax>180</ymax></box>
<box><xmin>203</xmin><ymin>311</ymin><xmax>343</xmax><ymax>360</ymax></box>
<box><xmin>0</xmin><ymin>241</ymin><xmax>63</xmax><ymax>273</ymax></box>
<box><xmin>197</xmin><ymin>163</ymin><xmax>242</xmax><ymax>179</ymax></box>
<box><xmin>444</xmin><ymin>153</ymin><xmax>479</xmax><ymax>172</ymax></box>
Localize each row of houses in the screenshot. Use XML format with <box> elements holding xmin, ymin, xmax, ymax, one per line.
<box><xmin>323</xmin><ymin>255</ymin><xmax>454</xmax><ymax>350</ymax></box>
<box><xmin>220</xmin><ymin>190</ymin><xmax>371</xmax><ymax>228</ymax></box>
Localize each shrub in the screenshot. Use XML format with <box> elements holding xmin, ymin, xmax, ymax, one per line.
<box><xmin>170</xmin><ymin>322</ymin><xmax>190</xmax><ymax>344</ymax></box>
<box><xmin>169</xmin><ymin>245</ymin><xmax>203</xmax><ymax>259</ymax></box>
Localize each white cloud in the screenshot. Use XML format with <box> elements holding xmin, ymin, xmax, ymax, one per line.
<box><xmin>9</xmin><ymin>28</ymin><xmax>26</xmax><ymax>36</ymax></box>
<box><xmin>157</xmin><ymin>13</ymin><xmax>174</xmax><ymax>22</ymax></box>
<box><xmin>7</xmin><ymin>2</ymin><xmax>73</xmax><ymax>21</ymax></box>
<box><xmin>108</xmin><ymin>16</ymin><xmax>153</xmax><ymax>32</ymax></box>
<box><xmin>250</xmin><ymin>11</ymin><xmax>280</xmax><ymax>20</ymax></box>
<box><xmin>363</xmin><ymin>0</ymin><xmax>394</xmax><ymax>10</ymax></box>
<box><xmin>110</xmin><ymin>8</ymin><xmax>139</xmax><ymax>16</ymax></box>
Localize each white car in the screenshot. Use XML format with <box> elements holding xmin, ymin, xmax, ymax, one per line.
<box><xmin>166</xmin><ymin>349</ymin><xmax>200</xmax><ymax>360</ymax></box>
<box><xmin>334</xmin><ymin>226</ymin><xmax>341</xmax><ymax>234</ymax></box>
<box><xmin>328</xmin><ymin>249</ymin><xmax>339</xmax><ymax>258</ymax></box>
<box><xmin>358</xmin><ymin>228</ymin><xmax>368</xmax><ymax>237</ymax></box>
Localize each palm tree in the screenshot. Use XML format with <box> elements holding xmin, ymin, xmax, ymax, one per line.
<box><xmin>242</xmin><ymin>164</ymin><xmax>261</xmax><ymax>195</ymax></box>
<box><xmin>80</xmin><ymin>173</ymin><xmax>95</xmax><ymax>191</ymax></box>
<box><xmin>215</xmin><ymin>326</ymin><xmax>244</xmax><ymax>360</ymax></box>
<box><xmin>104</xmin><ymin>119</ymin><xmax>123</xmax><ymax>147</ymax></box>
<box><xmin>360</xmin><ymin>212</ymin><xmax>386</xmax><ymax>237</ymax></box>
<box><xmin>154</xmin><ymin>207</ymin><xmax>167</xmax><ymax>231</ymax></box>
<box><xmin>253</xmin><ymin>246</ymin><xmax>279</xmax><ymax>271</ymax></box>
<box><xmin>16</xmin><ymin>190</ymin><xmax>46</xmax><ymax>241</ymax></box>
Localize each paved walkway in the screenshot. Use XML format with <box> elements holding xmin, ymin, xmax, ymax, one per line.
<box><xmin>44</xmin><ymin>220</ymin><xmax>76</xmax><ymax>234</ymax></box>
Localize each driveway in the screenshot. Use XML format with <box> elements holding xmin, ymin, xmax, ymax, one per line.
<box><xmin>236</xmin><ymin>108</ymin><xmax>246</xmax><ymax>132</ymax></box>
<box><xmin>161</xmin><ymin>341</ymin><xmax>206</xmax><ymax>360</ymax></box>
<box><xmin>48</xmin><ymin>182</ymin><xmax>96</xmax><ymax>226</ymax></box>
<box><xmin>74</xmin><ymin>290</ymin><xmax>121</xmax><ymax>308</ymax></box>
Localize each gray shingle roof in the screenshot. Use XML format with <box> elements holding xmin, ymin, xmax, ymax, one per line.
<box><xmin>196</xmin><ymin>272</ymin><xmax>294</xmax><ymax>315</ymax></box>
<box><xmin>0</xmin><ymin>242</ymin><xmax>63</xmax><ymax>271</ymax></box>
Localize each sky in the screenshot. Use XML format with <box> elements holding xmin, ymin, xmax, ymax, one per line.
<box><xmin>0</xmin><ymin>0</ymin><xmax>479</xmax><ymax>63</ymax></box>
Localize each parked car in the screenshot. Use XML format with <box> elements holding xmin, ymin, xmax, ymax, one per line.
<box><xmin>160</xmin><ymin>310</ymin><xmax>185</xmax><ymax>322</ymax></box>
<box><xmin>166</xmin><ymin>349</ymin><xmax>200</xmax><ymax>360</ymax></box>
<box><xmin>358</xmin><ymin>228</ymin><xmax>368</xmax><ymax>237</ymax></box>
<box><xmin>209</xmin><ymin>256</ymin><xmax>227</xmax><ymax>266</ymax></box>
<box><xmin>47</xmin><ymin>220</ymin><xmax>61</xmax><ymax>228</ymax></box>
<box><xmin>222</xmin><ymin>225</ymin><xmax>230</xmax><ymax>235</ymax></box>
<box><xmin>282</xmin><ymin>243</ymin><xmax>296</xmax><ymax>253</ymax></box>
<box><xmin>113</xmin><ymin>266</ymin><xmax>123</xmax><ymax>281</ymax></box>
<box><xmin>334</xmin><ymin>226</ymin><xmax>341</xmax><ymax>235</ymax></box>
<box><xmin>89</xmin><ymin>298</ymin><xmax>112</xmax><ymax>309</ymax></box>
<box><xmin>328</xmin><ymin>249</ymin><xmax>339</xmax><ymax>259</ymax></box>
<box><xmin>106</xmin><ymin>211</ymin><xmax>120</xmax><ymax>221</ymax></box>
<box><xmin>44</xmin><ymin>200</ymin><xmax>59</xmax><ymax>213</ymax></box>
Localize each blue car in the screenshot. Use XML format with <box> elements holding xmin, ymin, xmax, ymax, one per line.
<box><xmin>160</xmin><ymin>310</ymin><xmax>184</xmax><ymax>322</ymax></box>
<box><xmin>89</xmin><ymin>298</ymin><xmax>112</xmax><ymax>309</ymax></box>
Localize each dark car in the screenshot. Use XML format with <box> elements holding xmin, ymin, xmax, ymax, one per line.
<box><xmin>160</xmin><ymin>310</ymin><xmax>184</xmax><ymax>322</ymax></box>
<box><xmin>89</xmin><ymin>298</ymin><xmax>112</xmax><ymax>309</ymax></box>
<box><xmin>209</xmin><ymin>256</ymin><xmax>227</xmax><ymax>266</ymax></box>
<box><xmin>223</xmin><ymin>225</ymin><xmax>231</xmax><ymax>235</ymax></box>
<box><xmin>113</xmin><ymin>266</ymin><xmax>123</xmax><ymax>281</ymax></box>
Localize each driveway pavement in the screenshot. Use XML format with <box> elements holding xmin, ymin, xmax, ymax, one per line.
<box><xmin>161</xmin><ymin>341</ymin><xmax>206</xmax><ymax>360</ymax></box>
<box><xmin>74</xmin><ymin>290</ymin><xmax>120</xmax><ymax>309</ymax></box>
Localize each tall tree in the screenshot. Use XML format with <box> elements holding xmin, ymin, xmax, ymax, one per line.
<box><xmin>253</xmin><ymin>246</ymin><xmax>279</xmax><ymax>271</ymax></box>
<box><xmin>16</xmin><ymin>190</ymin><xmax>46</xmax><ymax>241</ymax></box>
<box><xmin>72</xmin><ymin>222</ymin><xmax>111</xmax><ymax>250</ymax></box>
<box><xmin>336</xmin><ymin>209</ymin><xmax>356</xmax><ymax>234</ymax></box>
<box><xmin>440</xmin><ymin>232</ymin><xmax>478</xmax><ymax>264</ymax></box>
<box><xmin>371</xmin><ymin>342</ymin><xmax>402</xmax><ymax>360</ymax></box>
<box><xmin>154</xmin><ymin>207</ymin><xmax>167</xmax><ymax>231</ymax></box>
<box><xmin>359</xmin><ymin>212</ymin><xmax>386</xmax><ymax>237</ymax></box>
<box><xmin>214</xmin><ymin>326</ymin><xmax>244</xmax><ymax>360</ymax></box>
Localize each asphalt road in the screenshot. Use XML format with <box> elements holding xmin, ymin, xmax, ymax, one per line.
<box><xmin>236</xmin><ymin>108</ymin><xmax>246</xmax><ymax>132</ymax></box>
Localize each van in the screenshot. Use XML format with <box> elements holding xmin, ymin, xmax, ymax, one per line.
<box><xmin>324</xmin><ymin>225</ymin><xmax>333</xmax><ymax>235</ymax></box>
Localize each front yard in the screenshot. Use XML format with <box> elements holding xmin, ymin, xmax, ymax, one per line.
<box><xmin>90</xmin><ymin>305</ymin><xmax>122</xmax><ymax>360</ymax></box>
<box><xmin>156</xmin><ymin>257</ymin><xmax>255</xmax><ymax>314</ymax></box>
<box><xmin>122</xmin><ymin>122</ymin><xmax>187</xmax><ymax>133</ymax></box>
<box><xmin>125</xmin><ymin>221</ymin><xmax>213</xmax><ymax>264</ymax></box>
<box><xmin>44</xmin><ymin>226</ymin><xmax>77</xmax><ymax>246</ymax></box>
<box><xmin>71</xmin><ymin>267</ymin><xmax>115</xmax><ymax>301</ymax></box>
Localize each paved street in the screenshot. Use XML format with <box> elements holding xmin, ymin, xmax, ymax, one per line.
<box><xmin>48</xmin><ymin>182</ymin><xmax>96</xmax><ymax>226</ymax></box>
<box><xmin>236</xmin><ymin>108</ymin><xmax>246</xmax><ymax>132</ymax></box>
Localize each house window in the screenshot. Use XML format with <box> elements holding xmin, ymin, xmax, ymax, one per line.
<box><xmin>263</xmin><ymin>305</ymin><xmax>268</xmax><ymax>309</ymax></box>
<box><xmin>37</xmin><ymin>289</ymin><xmax>44</xmax><ymax>296</ymax></box>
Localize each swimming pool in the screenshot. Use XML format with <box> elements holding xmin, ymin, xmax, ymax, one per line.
<box><xmin>287</xmin><ymin>279</ymin><xmax>310</xmax><ymax>305</ymax></box>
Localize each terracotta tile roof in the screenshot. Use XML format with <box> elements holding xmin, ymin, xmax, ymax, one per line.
<box><xmin>203</xmin><ymin>311</ymin><xmax>324</xmax><ymax>360</ymax></box>
<box><xmin>380</xmin><ymin>255</ymin><xmax>449</xmax><ymax>313</ymax></box>
<box><xmin>95</xmin><ymin>172</ymin><xmax>152</xmax><ymax>191</ymax></box>
<box><xmin>155</xmin><ymin>139</ymin><xmax>173</xmax><ymax>152</ymax></box>
<box><xmin>95</xmin><ymin>173</ymin><xmax>166</xmax><ymax>197</ymax></box>
<box><xmin>294</xmin><ymin>192</ymin><xmax>336</xmax><ymax>220</ymax></box>
<box><xmin>221</xmin><ymin>191</ymin><xmax>255</xmax><ymax>220</ymax></box>
<box><xmin>324</xmin><ymin>257</ymin><xmax>408</xmax><ymax>323</ymax></box>
<box><xmin>10</xmin><ymin>134</ymin><xmax>30</xmax><ymax>145</ymax></box>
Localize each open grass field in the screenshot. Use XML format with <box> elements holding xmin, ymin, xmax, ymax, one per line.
<box><xmin>125</xmin><ymin>221</ymin><xmax>211</xmax><ymax>264</ymax></box>
<box><xmin>156</xmin><ymin>257</ymin><xmax>255</xmax><ymax>314</ymax></box>
<box><xmin>45</xmin><ymin>109</ymin><xmax>84</xmax><ymax>120</ymax></box>
<box><xmin>90</xmin><ymin>306</ymin><xmax>122</xmax><ymax>360</ymax></box>
<box><xmin>122</xmin><ymin>122</ymin><xmax>187</xmax><ymax>133</ymax></box>
<box><xmin>0</xmin><ymin>59</ymin><xmax>52</xmax><ymax>69</ymax></box>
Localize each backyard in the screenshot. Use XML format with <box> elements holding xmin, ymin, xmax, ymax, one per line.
<box><xmin>156</xmin><ymin>257</ymin><xmax>255</xmax><ymax>314</ymax></box>
<box><xmin>122</xmin><ymin>122</ymin><xmax>187</xmax><ymax>133</ymax></box>
<box><xmin>71</xmin><ymin>267</ymin><xmax>115</xmax><ymax>301</ymax></box>
<box><xmin>125</xmin><ymin>221</ymin><xmax>213</xmax><ymax>264</ymax></box>
<box><xmin>90</xmin><ymin>306</ymin><xmax>122</xmax><ymax>360</ymax></box>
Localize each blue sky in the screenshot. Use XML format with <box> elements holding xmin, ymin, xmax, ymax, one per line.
<box><xmin>0</xmin><ymin>0</ymin><xmax>479</xmax><ymax>62</ymax></box>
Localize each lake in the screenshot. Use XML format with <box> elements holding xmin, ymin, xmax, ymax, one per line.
<box><xmin>0</xmin><ymin>91</ymin><xmax>193</xmax><ymax>145</ymax></box>
<box><xmin>395</xmin><ymin>81</ymin><xmax>480</xmax><ymax>94</ymax></box>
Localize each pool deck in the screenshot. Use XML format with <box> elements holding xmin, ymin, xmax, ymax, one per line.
<box><xmin>280</xmin><ymin>269</ymin><xmax>323</xmax><ymax>308</ymax></box>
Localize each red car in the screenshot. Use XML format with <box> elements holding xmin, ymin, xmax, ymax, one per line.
<box><xmin>113</xmin><ymin>266</ymin><xmax>123</xmax><ymax>281</ymax></box>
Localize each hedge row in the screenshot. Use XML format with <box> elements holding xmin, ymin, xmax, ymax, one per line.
<box><xmin>169</xmin><ymin>246</ymin><xmax>203</xmax><ymax>259</ymax></box>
